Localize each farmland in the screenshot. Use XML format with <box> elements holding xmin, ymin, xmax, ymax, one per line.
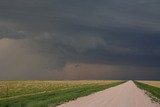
<box><xmin>0</xmin><ymin>80</ymin><xmax>123</xmax><ymax>107</ymax></box>
<box><xmin>134</xmin><ymin>81</ymin><xmax>160</xmax><ymax>103</ymax></box>
<box><xmin>138</xmin><ymin>81</ymin><xmax>160</xmax><ymax>88</ymax></box>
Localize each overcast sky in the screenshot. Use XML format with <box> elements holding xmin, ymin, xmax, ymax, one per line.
<box><xmin>0</xmin><ymin>0</ymin><xmax>160</xmax><ymax>80</ymax></box>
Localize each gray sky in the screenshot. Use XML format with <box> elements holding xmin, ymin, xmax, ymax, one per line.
<box><xmin>0</xmin><ymin>0</ymin><xmax>160</xmax><ymax>80</ymax></box>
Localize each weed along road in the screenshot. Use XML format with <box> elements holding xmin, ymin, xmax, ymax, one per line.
<box><xmin>57</xmin><ymin>81</ymin><xmax>159</xmax><ymax>107</ymax></box>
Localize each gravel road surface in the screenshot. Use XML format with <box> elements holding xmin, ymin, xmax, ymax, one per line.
<box><xmin>57</xmin><ymin>81</ymin><xmax>159</xmax><ymax>107</ymax></box>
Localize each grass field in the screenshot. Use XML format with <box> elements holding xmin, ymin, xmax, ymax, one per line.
<box><xmin>134</xmin><ymin>81</ymin><xmax>160</xmax><ymax>103</ymax></box>
<box><xmin>0</xmin><ymin>80</ymin><xmax>124</xmax><ymax>107</ymax></box>
<box><xmin>138</xmin><ymin>81</ymin><xmax>160</xmax><ymax>88</ymax></box>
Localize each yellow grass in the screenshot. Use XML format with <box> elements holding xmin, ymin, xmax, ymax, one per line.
<box><xmin>0</xmin><ymin>80</ymin><xmax>124</xmax><ymax>107</ymax></box>
<box><xmin>139</xmin><ymin>81</ymin><xmax>160</xmax><ymax>88</ymax></box>
<box><xmin>0</xmin><ymin>80</ymin><xmax>120</xmax><ymax>99</ymax></box>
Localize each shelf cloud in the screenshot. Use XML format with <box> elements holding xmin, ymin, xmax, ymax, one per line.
<box><xmin>0</xmin><ymin>0</ymin><xmax>160</xmax><ymax>79</ymax></box>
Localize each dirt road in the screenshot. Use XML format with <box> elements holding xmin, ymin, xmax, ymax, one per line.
<box><xmin>57</xmin><ymin>81</ymin><xmax>159</xmax><ymax>107</ymax></box>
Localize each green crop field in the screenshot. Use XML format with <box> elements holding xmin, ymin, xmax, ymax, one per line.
<box><xmin>0</xmin><ymin>80</ymin><xmax>124</xmax><ymax>107</ymax></box>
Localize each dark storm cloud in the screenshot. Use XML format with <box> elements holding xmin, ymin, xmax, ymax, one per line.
<box><xmin>0</xmin><ymin>0</ymin><xmax>160</xmax><ymax>79</ymax></box>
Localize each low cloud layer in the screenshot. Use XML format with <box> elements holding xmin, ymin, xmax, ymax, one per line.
<box><xmin>0</xmin><ymin>0</ymin><xmax>160</xmax><ymax>79</ymax></box>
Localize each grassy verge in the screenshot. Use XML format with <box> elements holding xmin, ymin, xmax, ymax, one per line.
<box><xmin>134</xmin><ymin>81</ymin><xmax>160</xmax><ymax>103</ymax></box>
<box><xmin>0</xmin><ymin>81</ymin><xmax>124</xmax><ymax>107</ymax></box>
